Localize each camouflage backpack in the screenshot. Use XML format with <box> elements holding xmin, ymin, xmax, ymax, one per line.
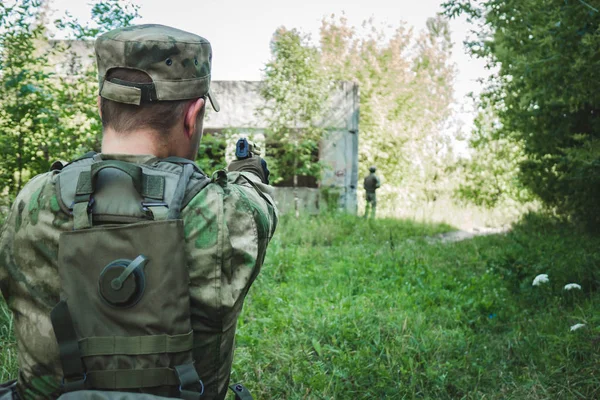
<box><xmin>37</xmin><ymin>153</ymin><xmax>252</xmax><ymax>400</ymax></box>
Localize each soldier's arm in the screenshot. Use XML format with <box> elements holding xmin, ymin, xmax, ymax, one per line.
<box><xmin>218</xmin><ymin>169</ymin><xmax>278</xmax><ymax>308</ymax></box>
<box><xmin>226</xmin><ymin>170</ymin><xmax>278</xmax><ymax>240</ymax></box>
<box><xmin>0</xmin><ymin>199</ymin><xmax>19</xmax><ymax>300</ymax></box>
<box><xmin>181</xmin><ymin>171</ymin><xmax>278</xmax><ymax>396</ymax></box>
<box><xmin>227</xmin><ymin>156</ymin><xmax>269</xmax><ymax>185</ymax></box>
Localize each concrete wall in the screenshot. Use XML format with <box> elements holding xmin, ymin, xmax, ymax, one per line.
<box><xmin>207</xmin><ymin>81</ymin><xmax>359</xmax><ymax>214</ymax></box>
<box><xmin>270</xmin><ymin>187</ymin><xmax>324</xmax><ymax>215</ymax></box>
<box><xmin>318</xmin><ymin>82</ymin><xmax>360</xmax><ymax>214</ymax></box>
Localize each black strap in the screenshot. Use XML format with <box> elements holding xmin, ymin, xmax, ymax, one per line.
<box><xmin>168</xmin><ymin>164</ymin><xmax>195</xmax><ymax>219</ymax></box>
<box><xmin>57</xmin><ymin>151</ymin><xmax>97</xmax><ymax>173</ymax></box>
<box><xmin>174</xmin><ymin>364</ymin><xmax>204</xmax><ymax>400</ymax></box>
<box><xmin>109</xmin><ymin>78</ymin><xmax>158</xmax><ymax>103</ymax></box>
<box><xmin>71</xmin><ymin>151</ymin><xmax>97</xmax><ymax>163</ymax></box>
<box><xmin>229</xmin><ymin>383</ymin><xmax>254</xmax><ymax>400</ymax></box>
<box><xmin>50</xmin><ymin>301</ymin><xmax>87</xmax><ymax>392</ymax></box>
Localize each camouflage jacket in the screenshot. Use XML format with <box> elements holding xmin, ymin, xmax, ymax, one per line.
<box><xmin>0</xmin><ymin>154</ymin><xmax>278</xmax><ymax>400</ymax></box>
<box><xmin>363</xmin><ymin>173</ymin><xmax>381</xmax><ymax>193</ymax></box>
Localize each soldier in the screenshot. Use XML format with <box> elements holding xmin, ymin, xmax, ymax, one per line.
<box><xmin>363</xmin><ymin>166</ymin><xmax>381</xmax><ymax>218</ymax></box>
<box><xmin>0</xmin><ymin>25</ymin><xmax>277</xmax><ymax>400</ymax></box>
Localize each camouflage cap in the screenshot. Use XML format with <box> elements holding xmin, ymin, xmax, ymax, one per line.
<box><xmin>95</xmin><ymin>24</ymin><xmax>220</xmax><ymax>111</ymax></box>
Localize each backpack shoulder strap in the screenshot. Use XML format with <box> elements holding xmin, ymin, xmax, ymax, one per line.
<box><xmin>150</xmin><ymin>158</ymin><xmax>210</xmax><ymax>212</ymax></box>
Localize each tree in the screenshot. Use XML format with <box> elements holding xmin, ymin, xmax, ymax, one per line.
<box><xmin>443</xmin><ymin>0</ymin><xmax>600</xmax><ymax>230</ymax></box>
<box><xmin>454</xmin><ymin>100</ymin><xmax>532</xmax><ymax>208</ymax></box>
<box><xmin>260</xmin><ymin>27</ymin><xmax>330</xmax><ymax>216</ymax></box>
<box><xmin>0</xmin><ymin>0</ymin><xmax>63</xmax><ymax>195</ymax></box>
<box><xmin>0</xmin><ymin>0</ymin><xmax>139</xmax><ymax>199</ymax></box>
<box><xmin>319</xmin><ymin>15</ymin><xmax>456</xmax><ymax>208</ymax></box>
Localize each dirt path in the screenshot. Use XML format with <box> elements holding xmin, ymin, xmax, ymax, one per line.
<box><xmin>427</xmin><ymin>226</ymin><xmax>511</xmax><ymax>244</ymax></box>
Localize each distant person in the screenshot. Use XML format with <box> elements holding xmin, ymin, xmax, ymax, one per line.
<box><xmin>363</xmin><ymin>166</ymin><xmax>381</xmax><ymax>218</ymax></box>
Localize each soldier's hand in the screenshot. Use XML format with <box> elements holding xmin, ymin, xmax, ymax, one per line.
<box><xmin>228</xmin><ymin>156</ymin><xmax>270</xmax><ymax>184</ymax></box>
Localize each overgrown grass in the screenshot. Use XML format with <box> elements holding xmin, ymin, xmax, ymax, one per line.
<box><xmin>0</xmin><ymin>298</ymin><xmax>16</xmax><ymax>382</ymax></box>
<box><xmin>230</xmin><ymin>213</ymin><xmax>600</xmax><ymax>399</ymax></box>
<box><xmin>1</xmin><ymin>213</ymin><xmax>599</xmax><ymax>399</ymax></box>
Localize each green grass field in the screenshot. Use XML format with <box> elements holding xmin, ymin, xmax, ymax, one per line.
<box><xmin>1</xmin><ymin>213</ymin><xmax>599</xmax><ymax>399</ymax></box>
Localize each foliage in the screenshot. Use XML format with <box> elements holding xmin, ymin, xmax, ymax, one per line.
<box><xmin>196</xmin><ymin>129</ymin><xmax>237</xmax><ymax>175</ymax></box>
<box><xmin>54</xmin><ymin>0</ymin><xmax>139</xmax><ymax>38</ymax></box>
<box><xmin>0</xmin><ymin>300</ymin><xmax>16</xmax><ymax>382</ymax></box>
<box><xmin>319</xmin><ymin>15</ymin><xmax>456</xmax><ymax>204</ymax></box>
<box><xmin>260</xmin><ymin>27</ymin><xmax>330</xmax><ymax>186</ymax></box>
<box><xmin>0</xmin><ymin>0</ymin><xmax>138</xmax><ymax>199</ymax></box>
<box><xmin>454</xmin><ymin>100</ymin><xmax>532</xmax><ymax>208</ymax></box>
<box><xmin>0</xmin><ymin>0</ymin><xmax>67</xmax><ymax>196</ymax></box>
<box><xmin>442</xmin><ymin>0</ymin><xmax>600</xmax><ymax>231</ymax></box>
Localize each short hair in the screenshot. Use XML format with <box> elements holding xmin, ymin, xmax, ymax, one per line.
<box><xmin>99</xmin><ymin>68</ymin><xmax>190</xmax><ymax>135</ymax></box>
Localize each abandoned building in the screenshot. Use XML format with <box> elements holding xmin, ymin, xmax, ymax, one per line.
<box><xmin>49</xmin><ymin>41</ymin><xmax>360</xmax><ymax>214</ymax></box>
<box><xmin>206</xmin><ymin>81</ymin><xmax>359</xmax><ymax>214</ymax></box>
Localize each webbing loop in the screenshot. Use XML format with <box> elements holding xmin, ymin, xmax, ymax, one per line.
<box><xmin>78</xmin><ymin>331</ymin><xmax>194</xmax><ymax>357</ymax></box>
<box><xmin>86</xmin><ymin>368</ymin><xmax>179</xmax><ymax>389</ymax></box>
<box><xmin>175</xmin><ymin>363</ymin><xmax>204</xmax><ymax>400</ymax></box>
<box><xmin>90</xmin><ymin>161</ymin><xmax>144</xmax><ymax>194</ymax></box>
<box><xmin>71</xmin><ymin>162</ymin><xmax>166</xmax><ymax>229</ymax></box>
<box><xmin>74</xmin><ymin>161</ymin><xmax>167</xmax><ymax>200</ymax></box>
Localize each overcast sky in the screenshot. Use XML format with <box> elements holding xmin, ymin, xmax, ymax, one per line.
<box><xmin>49</xmin><ymin>0</ymin><xmax>489</xmax><ymax>138</ymax></box>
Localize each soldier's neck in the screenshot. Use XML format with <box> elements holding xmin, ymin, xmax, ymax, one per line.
<box><xmin>102</xmin><ymin>128</ymin><xmax>169</xmax><ymax>158</ymax></box>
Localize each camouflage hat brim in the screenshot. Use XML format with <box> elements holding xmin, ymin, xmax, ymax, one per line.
<box><xmin>207</xmin><ymin>90</ymin><xmax>220</xmax><ymax>112</ymax></box>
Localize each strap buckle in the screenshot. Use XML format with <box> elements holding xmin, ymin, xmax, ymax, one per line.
<box><xmin>175</xmin><ymin>363</ymin><xmax>204</xmax><ymax>399</ymax></box>
<box><xmin>142</xmin><ymin>201</ymin><xmax>169</xmax><ymax>221</ymax></box>
<box><xmin>69</xmin><ymin>197</ymin><xmax>95</xmax><ymax>215</ymax></box>
<box><xmin>87</xmin><ymin>197</ymin><xmax>95</xmax><ymax>213</ymax></box>
<box><xmin>62</xmin><ymin>372</ymin><xmax>87</xmax><ymax>392</ymax></box>
<box><xmin>179</xmin><ymin>380</ymin><xmax>204</xmax><ymax>397</ymax></box>
<box><xmin>141</xmin><ymin>201</ymin><xmax>169</xmax><ymax>211</ymax></box>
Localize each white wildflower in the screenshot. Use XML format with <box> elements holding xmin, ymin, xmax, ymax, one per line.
<box><xmin>532</xmin><ymin>274</ymin><xmax>549</xmax><ymax>286</ymax></box>
<box><xmin>564</xmin><ymin>283</ymin><xmax>582</xmax><ymax>291</ymax></box>
<box><xmin>570</xmin><ymin>323</ymin><xmax>586</xmax><ymax>332</ymax></box>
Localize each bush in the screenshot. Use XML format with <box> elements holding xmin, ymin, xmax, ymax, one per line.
<box><xmin>444</xmin><ymin>0</ymin><xmax>600</xmax><ymax>232</ymax></box>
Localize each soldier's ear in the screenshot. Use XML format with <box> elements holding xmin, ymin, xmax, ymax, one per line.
<box><xmin>97</xmin><ymin>96</ymin><xmax>102</xmax><ymax>118</ymax></box>
<box><xmin>183</xmin><ymin>97</ymin><xmax>205</xmax><ymax>139</ymax></box>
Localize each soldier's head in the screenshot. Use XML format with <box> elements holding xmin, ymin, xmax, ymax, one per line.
<box><xmin>369</xmin><ymin>166</ymin><xmax>377</xmax><ymax>173</ymax></box>
<box><xmin>95</xmin><ymin>24</ymin><xmax>219</xmax><ymax>160</ymax></box>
